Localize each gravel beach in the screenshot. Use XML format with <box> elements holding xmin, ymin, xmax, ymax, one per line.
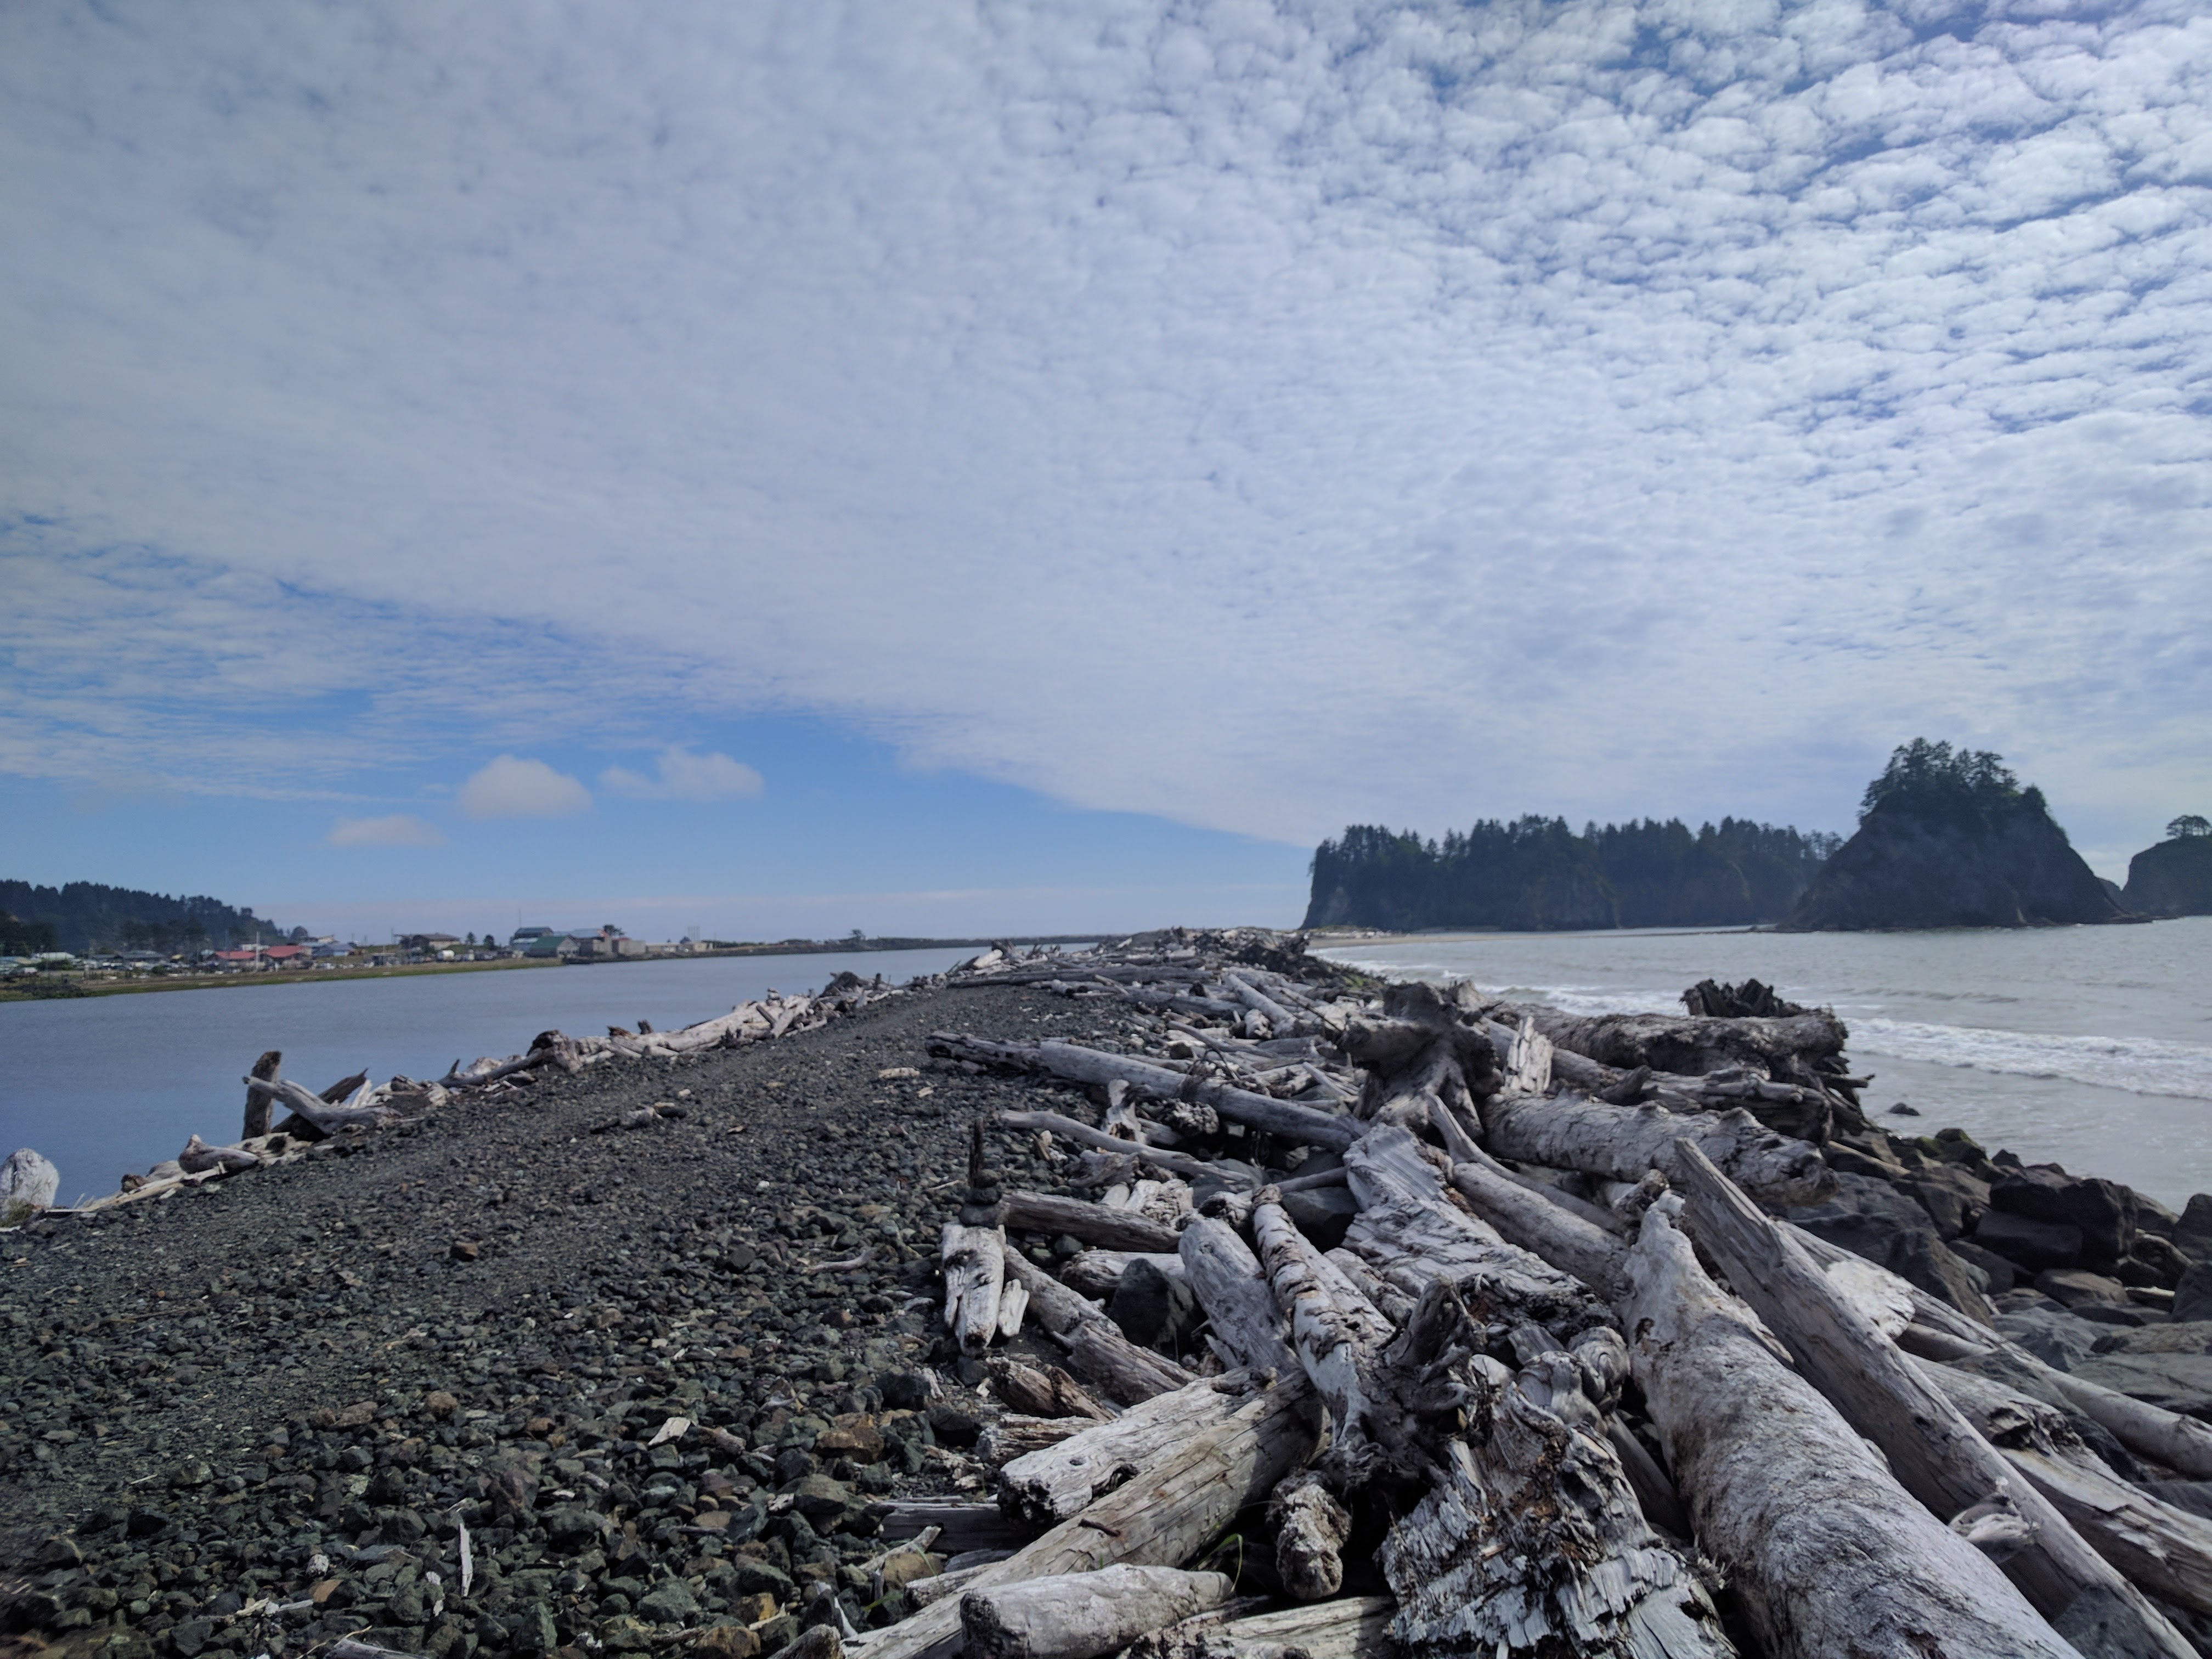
<box><xmin>0</xmin><ymin>981</ymin><xmax>1119</xmax><ymax>1659</ymax></box>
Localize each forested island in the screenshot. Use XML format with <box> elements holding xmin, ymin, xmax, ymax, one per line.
<box><xmin>1302</xmin><ymin>815</ymin><xmax>1840</xmax><ymax>932</ymax></box>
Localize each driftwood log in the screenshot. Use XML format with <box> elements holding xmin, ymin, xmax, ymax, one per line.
<box><xmin>1509</xmin><ymin>1007</ymin><xmax>1847</xmax><ymax>1077</ymax></box>
<box><xmin>942</xmin><ymin>1223</ymin><xmax>1007</xmax><ymax>1356</ymax></box>
<box><xmin>997</xmin><ymin>1375</ymin><xmax>1259</xmax><ymax>1525</ymax></box>
<box><xmin>1480</xmin><ymin>1088</ymin><xmax>1832</xmax><ymax>1206</ymax></box>
<box><xmin>1000</xmin><ymin>1190</ymin><xmax>1181</xmax><ymax>1253</ymax></box>
<box><xmin>1621</xmin><ymin>1206</ymin><xmax>2080</xmax><ymax>1657</ymax></box>
<box><xmin>1125</xmin><ymin>1596</ymin><xmax>1395</xmax><ymax>1659</ymax></box>
<box><xmin>961</xmin><ymin>1565</ymin><xmax>1234</xmax><ymax>1659</ymax></box>
<box><xmin>1000</xmin><ymin>1246</ymin><xmax>1195</xmax><ymax>1404</ymax></box>
<box><xmin>1675</xmin><ymin>1141</ymin><xmax>2193</xmax><ymax>1658</ymax></box>
<box><xmin>1177</xmin><ymin>1217</ymin><xmax>1298</xmax><ymax>1376</ymax></box>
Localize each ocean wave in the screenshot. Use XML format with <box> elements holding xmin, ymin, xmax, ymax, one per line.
<box><xmin>1854</xmin><ymin>1019</ymin><xmax>2212</xmax><ymax>1103</ymax></box>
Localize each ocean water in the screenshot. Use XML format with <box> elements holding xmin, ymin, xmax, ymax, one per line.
<box><xmin>0</xmin><ymin>946</ymin><xmax>984</xmax><ymax>1205</ymax></box>
<box><xmin>1319</xmin><ymin>916</ymin><xmax>2212</xmax><ymax>1210</ymax></box>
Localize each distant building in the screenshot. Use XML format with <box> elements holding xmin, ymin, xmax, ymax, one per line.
<box><xmin>398</xmin><ymin>932</ymin><xmax>462</xmax><ymax>952</ymax></box>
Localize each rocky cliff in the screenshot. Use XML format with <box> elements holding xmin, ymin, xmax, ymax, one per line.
<box><xmin>2123</xmin><ymin>831</ymin><xmax>2212</xmax><ymax>917</ymax></box>
<box><xmin>1784</xmin><ymin>773</ymin><xmax>2126</xmax><ymax>931</ymax></box>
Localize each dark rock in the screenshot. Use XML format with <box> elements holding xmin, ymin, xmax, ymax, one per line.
<box><xmin>923</xmin><ymin>1402</ymin><xmax>981</xmax><ymax>1448</ymax></box>
<box><xmin>168</xmin><ymin>1621</ymin><xmax>214</xmax><ymax>1658</ymax></box>
<box><xmin>729</xmin><ymin>1559</ymin><xmax>795</xmax><ymax>1600</ymax></box>
<box><xmin>637</xmin><ymin>1580</ymin><xmax>700</xmax><ymax>1624</ymax></box>
<box><xmin>2073</xmin><ymin>1352</ymin><xmax>2212</xmax><ymax>1420</ymax></box>
<box><xmin>2179</xmin><ymin>1198</ymin><xmax>2212</xmax><ymax>1266</ymax></box>
<box><xmin>2176</xmin><ymin>1262</ymin><xmax>2212</xmax><ymax>1324</ymax></box>
<box><xmin>1994</xmin><ymin>1307</ymin><xmax>2103</xmax><ymax>1371</ymax></box>
<box><xmin>1898</xmin><ymin>1165</ymin><xmax>1988</xmax><ymax>1239</ymax></box>
<box><xmin>1784</xmin><ymin>1172</ymin><xmax>1994</xmax><ymax>1320</ymax></box>
<box><xmin>1990</xmin><ymin>1169</ymin><xmax>2135</xmax><ymax>1269</ymax></box>
<box><xmin>2122</xmin><ymin>831</ymin><xmax>2212</xmax><ymax>918</ymax></box>
<box><xmin>508</xmin><ymin>1601</ymin><xmax>559</xmax><ymax>1652</ymax></box>
<box><xmin>2035</xmin><ymin>1269</ymin><xmax>2129</xmax><ymax>1309</ymax></box>
<box><xmin>1887</xmin><ymin>1103</ymin><xmax>1921</xmax><ymax>1116</ymax></box>
<box><xmin>1107</xmin><ymin>1257</ymin><xmax>1201</xmax><ymax>1353</ymax></box>
<box><xmin>2132</xmin><ymin>1234</ymin><xmax>2192</xmax><ymax>1288</ymax></box>
<box><xmin>877</xmin><ymin>1372</ymin><xmax>932</xmax><ymax>1410</ymax></box>
<box><xmin>1782</xmin><ymin>764</ymin><xmax>2130</xmax><ymax>931</ymax></box>
<box><xmin>1974</xmin><ymin>1209</ymin><xmax>2084</xmax><ymax>1272</ymax></box>
<box><xmin>2091</xmin><ymin>1322</ymin><xmax>2212</xmax><ymax>1357</ymax></box>
<box><xmin>1947</xmin><ymin>1238</ymin><xmax>2017</xmax><ymax>1295</ymax></box>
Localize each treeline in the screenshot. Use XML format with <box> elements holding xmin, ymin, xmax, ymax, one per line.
<box><xmin>0</xmin><ymin>881</ymin><xmax>288</xmax><ymax>955</ymax></box>
<box><xmin>1304</xmin><ymin>816</ymin><xmax>1842</xmax><ymax>933</ymax></box>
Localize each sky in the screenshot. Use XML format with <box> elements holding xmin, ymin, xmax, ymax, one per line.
<box><xmin>3</xmin><ymin>0</ymin><xmax>2209</xmax><ymax>939</ymax></box>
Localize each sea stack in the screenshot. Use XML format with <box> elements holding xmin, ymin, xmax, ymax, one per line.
<box><xmin>1783</xmin><ymin>739</ymin><xmax>2129</xmax><ymax>930</ymax></box>
<box><xmin>2123</xmin><ymin>816</ymin><xmax>2212</xmax><ymax>917</ymax></box>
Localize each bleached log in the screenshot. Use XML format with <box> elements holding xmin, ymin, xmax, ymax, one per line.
<box><xmin>1925</xmin><ymin>1361</ymin><xmax>2212</xmax><ymax>1616</ymax></box>
<box><xmin>996</xmin><ymin>1374</ymin><xmax>1260</xmax><ymax>1524</ymax></box>
<box><xmin>1001</xmin><ymin>1246</ymin><xmax>1195</xmax><ymax>1404</ymax></box>
<box><xmin>1340</xmin><ymin>1126</ymin><xmax>1610</xmax><ymax>1346</ymax></box>
<box><xmin>1341</xmin><ymin>981</ymin><xmax>1498</xmax><ymax>1133</ymax></box>
<box><xmin>177</xmin><ymin>1135</ymin><xmax>260</xmax><ymax>1176</ymax></box>
<box><xmin>929</xmin><ymin>1034</ymin><xmax>1358</xmax><ymax>1150</ymax></box>
<box><xmin>997</xmin><ymin>1110</ymin><xmax>1248</xmax><ymax>1187</ymax></box>
<box><xmin>1446</xmin><ymin>1156</ymin><xmax>1628</xmax><ymax>1302</ymax></box>
<box><xmin>1676</xmin><ymin>1140</ymin><xmax>2192</xmax><ymax>1657</ymax></box>
<box><xmin>962</xmin><ymin>1565</ymin><xmax>1234</xmax><ymax>1659</ymax></box>
<box><xmin>1124</xmin><ymin>1596</ymin><xmax>1394</xmax><ymax>1659</ymax></box>
<box><xmin>241</xmin><ymin>1049</ymin><xmax>282</xmax><ymax>1139</ymax></box>
<box><xmin>986</xmin><ymin>1358</ymin><xmax>1115</xmax><ymax>1423</ymax></box>
<box><xmin>1251</xmin><ymin>1197</ymin><xmax>1391</xmax><ymax>1460</ymax></box>
<box><xmin>244</xmin><ymin>1074</ymin><xmax>393</xmax><ymax>1138</ymax></box>
<box><xmin>1221</xmin><ymin>971</ymin><xmax>1308</xmax><ymax>1036</ymax></box>
<box><xmin>978</xmin><ymin>1415</ymin><xmax>1090</xmax><ymax>1464</ymax></box>
<box><xmin>1504</xmin><ymin>1016</ymin><xmax>1553</xmax><ymax>1096</ymax></box>
<box><xmin>1480</xmin><ymin>1090</ymin><xmax>1832</xmax><ymax>1206</ymax></box>
<box><xmin>1001</xmin><ymin>1190</ymin><xmax>1181</xmax><ymax>1252</ymax></box>
<box><xmin>943</xmin><ymin>1222</ymin><xmax>1008</xmax><ymax>1356</ymax></box>
<box><xmin>1621</xmin><ymin>1206</ymin><xmax>2079</xmax><ymax>1658</ymax></box>
<box><xmin>1508</xmin><ymin>1006</ymin><xmax>1848</xmax><ymax>1077</ymax></box>
<box><xmin>862</xmin><ymin>1375</ymin><xmax>1319</xmax><ymax>1659</ymax></box>
<box><xmin>1322</xmin><ymin>1250</ymin><xmax>1413</xmax><ymax>1326</ymax></box>
<box><xmin>905</xmin><ymin>1563</ymin><xmax>992</xmax><ymax>1607</ymax></box>
<box><xmin>1178</xmin><ymin>1217</ymin><xmax>1299</xmax><ymax>1378</ymax></box>
<box><xmin>997</xmin><ymin>1277</ymin><xmax>1031</xmax><ymax>1340</ymax></box>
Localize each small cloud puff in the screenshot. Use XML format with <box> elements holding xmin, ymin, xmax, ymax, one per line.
<box><xmin>600</xmin><ymin>747</ymin><xmax>764</xmax><ymax>802</ymax></box>
<box><xmin>458</xmin><ymin>755</ymin><xmax>593</xmax><ymax>820</ymax></box>
<box><xmin>328</xmin><ymin>813</ymin><xmax>446</xmax><ymax>847</ymax></box>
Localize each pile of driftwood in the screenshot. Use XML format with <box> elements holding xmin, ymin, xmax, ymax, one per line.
<box><xmin>872</xmin><ymin>932</ymin><xmax>2212</xmax><ymax>1659</ymax></box>
<box><xmin>38</xmin><ymin>972</ymin><xmax>904</xmax><ymax>1219</ymax></box>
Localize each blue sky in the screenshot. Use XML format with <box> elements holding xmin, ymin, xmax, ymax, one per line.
<box><xmin>4</xmin><ymin>0</ymin><xmax>2209</xmax><ymax>938</ymax></box>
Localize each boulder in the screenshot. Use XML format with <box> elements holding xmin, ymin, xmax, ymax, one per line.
<box><xmin>0</xmin><ymin>1148</ymin><xmax>59</xmax><ymax>1212</ymax></box>
<box><xmin>2176</xmin><ymin>1196</ymin><xmax>2212</xmax><ymax>1266</ymax></box>
<box><xmin>1973</xmin><ymin>1209</ymin><xmax>2083</xmax><ymax>1272</ymax></box>
<box><xmin>1898</xmin><ymin>1165</ymin><xmax>1989</xmax><ymax>1239</ymax></box>
<box><xmin>2033</xmin><ymin>1269</ymin><xmax>2128</xmax><ymax>1309</ymax></box>
<box><xmin>1989</xmin><ymin>1167</ymin><xmax>2136</xmax><ymax>1269</ymax></box>
<box><xmin>1106</xmin><ymin>1257</ymin><xmax>1200</xmax><ymax>1355</ymax></box>
<box><xmin>1783</xmin><ymin>1171</ymin><xmax>1995</xmax><ymax>1320</ymax></box>
<box><xmin>1948</xmin><ymin>1238</ymin><xmax>2017</xmax><ymax>1295</ymax></box>
<box><xmin>2175</xmin><ymin>1262</ymin><xmax>2212</xmax><ymax>1324</ymax></box>
<box><xmin>1278</xmin><ymin>1184</ymin><xmax>1359</xmax><ymax>1252</ymax></box>
<box><xmin>2072</xmin><ymin>1352</ymin><xmax>2212</xmax><ymax>1421</ymax></box>
<box><xmin>2089</xmin><ymin>1322</ymin><xmax>2212</xmax><ymax>1357</ymax></box>
<box><xmin>1993</xmin><ymin>1307</ymin><xmax>2104</xmax><ymax>1372</ymax></box>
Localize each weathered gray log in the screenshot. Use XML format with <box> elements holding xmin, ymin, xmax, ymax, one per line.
<box><xmin>978</xmin><ymin>1414</ymin><xmax>1090</xmax><ymax>1464</ymax></box>
<box><xmin>1000</xmin><ymin>1191</ymin><xmax>1181</xmax><ymax>1253</ymax></box>
<box><xmin>996</xmin><ymin>1374</ymin><xmax>1259</xmax><ymax>1525</ymax></box>
<box><xmin>1124</xmin><ymin>1596</ymin><xmax>1395</xmax><ymax>1659</ymax></box>
<box><xmin>929</xmin><ymin>1035</ymin><xmax>1358</xmax><ymax>1150</ymax></box>
<box><xmin>1178</xmin><ymin>1217</ymin><xmax>1299</xmax><ymax>1378</ymax></box>
<box><xmin>1677</xmin><ymin>1141</ymin><xmax>2192</xmax><ymax>1657</ymax></box>
<box><xmin>873</xmin><ymin>1501</ymin><xmax>1037</xmax><ymax>1552</ymax></box>
<box><xmin>1001</xmin><ymin>1246</ymin><xmax>1195</xmax><ymax>1404</ymax></box>
<box><xmin>862</xmin><ymin>1375</ymin><xmax>1319</xmax><ymax>1659</ymax></box>
<box><xmin>1366</xmin><ymin>1278</ymin><xmax>1734</xmax><ymax>1657</ymax></box>
<box><xmin>1060</xmin><ymin>1250</ymin><xmax>1186</xmax><ymax>1301</ymax></box>
<box><xmin>943</xmin><ymin>1222</ymin><xmax>1007</xmax><ymax>1356</ymax></box>
<box><xmin>1222</xmin><ymin>971</ymin><xmax>1308</xmax><ymax>1036</ymax></box>
<box><xmin>244</xmin><ymin>1075</ymin><xmax>393</xmax><ymax>1138</ymax></box>
<box><xmin>1506</xmin><ymin>1006</ymin><xmax>1847</xmax><ymax>1077</ymax></box>
<box><xmin>1341</xmin><ymin>980</ymin><xmax>1498</xmax><ymax>1133</ymax></box>
<box><xmin>177</xmin><ymin>1135</ymin><xmax>259</xmax><ymax>1175</ymax></box>
<box><xmin>1926</xmin><ymin>1360</ymin><xmax>2212</xmax><ymax>1616</ymax></box>
<box><xmin>0</xmin><ymin>1148</ymin><xmax>60</xmax><ymax>1214</ymax></box>
<box><xmin>1251</xmin><ymin>1195</ymin><xmax>1391</xmax><ymax>1463</ymax></box>
<box><xmin>1340</xmin><ymin>1126</ymin><xmax>1611</xmax><ymax>1347</ymax></box>
<box><xmin>1269</xmin><ymin>1471</ymin><xmax>1350</xmax><ymax>1601</ymax></box>
<box><xmin>241</xmin><ymin>1049</ymin><xmax>282</xmax><ymax>1139</ymax></box>
<box><xmin>1446</xmin><ymin>1155</ymin><xmax>1629</xmax><ymax>1302</ymax></box>
<box><xmin>1621</xmin><ymin>1205</ymin><xmax>2080</xmax><ymax>1657</ymax></box>
<box><xmin>998</xmin><ymin>1110</ymin><xmax>1249</xmax><ymax>1187</ymax></box>
<box><xmin>962</xmin><ymin>1566</ymin><xmax>1234</xmax><ymax>1659</ymax></box>
<box><xmin>986</xmin><ymin>1357</ymin><xmax>1115</xmax><ymax>1423</ymax></box>
<box><xmin>1480</xmin><ymin>1089</ymin><xmax>1832</xmax><ymax>1206</ymax></box>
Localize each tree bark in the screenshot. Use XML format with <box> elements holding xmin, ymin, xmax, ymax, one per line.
<box><xmin>1479</xmin><ymin>1090</ymin><xmax>1833</xmax><ymax>1206</ymax></box>
<box><xmin>995</xmin><ymin>1375</ymin><xmax>1260</xmax><ymax>1525</ymax></box>
<box><xmin>860</xmin><ymin>1376</ymin><xmax>1319</xmax><ymax>1659</ymax></box>
<box><xmin>1675</xmin><ymin>1140</ymin><xmax>2192</xmax><ymax>1658</ymax></box>
<box><xmin>962</xmin><ymin>1566</ymin><xmax>1234</xmax><ymax>1659</ymax></box>
<box><xmin>1620</xmin><ymin>1206</ymin><xmax>2080</xmax><ymax>1658</ymax></box>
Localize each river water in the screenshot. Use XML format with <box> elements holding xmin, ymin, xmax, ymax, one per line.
<box><xmin>1320</xmin><ymin>916</ymin><xmax>2212</xmax><ymax>1210</ymax></box>
<box><xmin>0</xmin><ymin>946</ymin><xmax>983</xmax><ymax>1204</ymax></box>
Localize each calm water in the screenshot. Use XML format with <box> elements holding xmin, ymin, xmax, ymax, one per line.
<box><xmin>1322</xmin><ymin>916</ymin><xmax>2212</xmax><ymax>1210</ymax></box>
<box><xmin>0</xmin><ymin>946</ymin><xmax>984</xmax><ymax>1204</ymax></box>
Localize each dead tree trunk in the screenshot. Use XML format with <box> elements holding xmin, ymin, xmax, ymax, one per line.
<box><xmin>961</xmin><ymin>1566</ymin><xmax>1234</xmax><ymax>1659</ymax></box>
<box><xmin>1620</xmin><ymin>1206</ymin><xmax>2080</xmax><ymax>1658</ymax></box>
<box><xmin>1675</xmin><ymin>1141</ymin><xmax>2193</xmax><ymax>1658</ymax></box>
<box><xmin>943</xmin><ymin>1222</ymin><xmax>1007</xmax><ymax>1356</ymax></box>
<box><xmin>1177</xmin><ymin>1217</ymin><xmax>1298</xmax><ymax>1377</ymax></box>
<box><xmin>996</xmin><ymin>1375</ymin><xmax>1260</xmax><ymax>1525</ymax></box>
<box><xmin>1000</xmin><ymin>1192</ymin><xmax>1181</xmax><ymax>1253</ymax></box>
<box><xmin>1250</xmin><ymin>1197</ymin><xmax>1392</xmax><ymax>1464</ymax></box>
<box><xmin>1506</xmin><ymin>1007</ymin><xmax>1847</xmax><ymax>1077</ymax></box>
<box><xmin>1000</xmin><ymin>1246</ymin><xmax>1195</xmax><ymax>1404</ymax></box>
<box><xmin>1479</xmin><ymin>1090</ymin><xmax>1832</xmax><ymax>1206</ymax></box>
<box><xmin>1340</xmin><ymin>981</ymin><xmax>1498</xmax><ymax>1131</ymax></box>
<box><xmin>242</xmin><ymin>1049</ymin><xmax>281</xmax><ymax>1139</ymax></box>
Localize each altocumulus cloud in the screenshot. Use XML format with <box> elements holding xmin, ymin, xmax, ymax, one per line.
<box><xmin>1</xmin><ymin>1</ymin><xmax>2208</xmax><ymax>851</ymax></box>
<box><xmin>457</xmin><ymin>757</ymin><xmax>593</xmax><ymax>821</ymax></box>
<box><xmin>328</xmin><ymin>814</ymin><xmax>446</xmax><ymax>848</ymax></box>
<box><xmin>600</xmin><ymin>748</ymin><xmax>763</xmax><ymax>802</ymax></box>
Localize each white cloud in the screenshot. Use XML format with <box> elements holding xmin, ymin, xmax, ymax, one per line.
<box><xmin>0</xmin><ymin>0</ymin><xmax>2208</xmax><ymax>851</ymax></box>
<box><xmin>600</xmin><ymin>748</ymin><xmax>764</xmax><ymax>802</ymax></box>
<box><xmin>456</xmin><ymin>756</ymin><xmax>592</xmax><ymax>820</ymax></box>
<box><xmin>327</xmin><ymin>813</ymin><xmax>446</xmax><ymax>848</ymax></box>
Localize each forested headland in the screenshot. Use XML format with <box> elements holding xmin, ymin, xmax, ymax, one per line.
<box><xmin>0</xmin><ymin>880</ymin><xmax>287</xmax><ymax>955</ymax></box>
<box><xmin>1302</xmin><ymin>815</ymin><xmax>1841</xmax><ymax>932</ymax></box>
